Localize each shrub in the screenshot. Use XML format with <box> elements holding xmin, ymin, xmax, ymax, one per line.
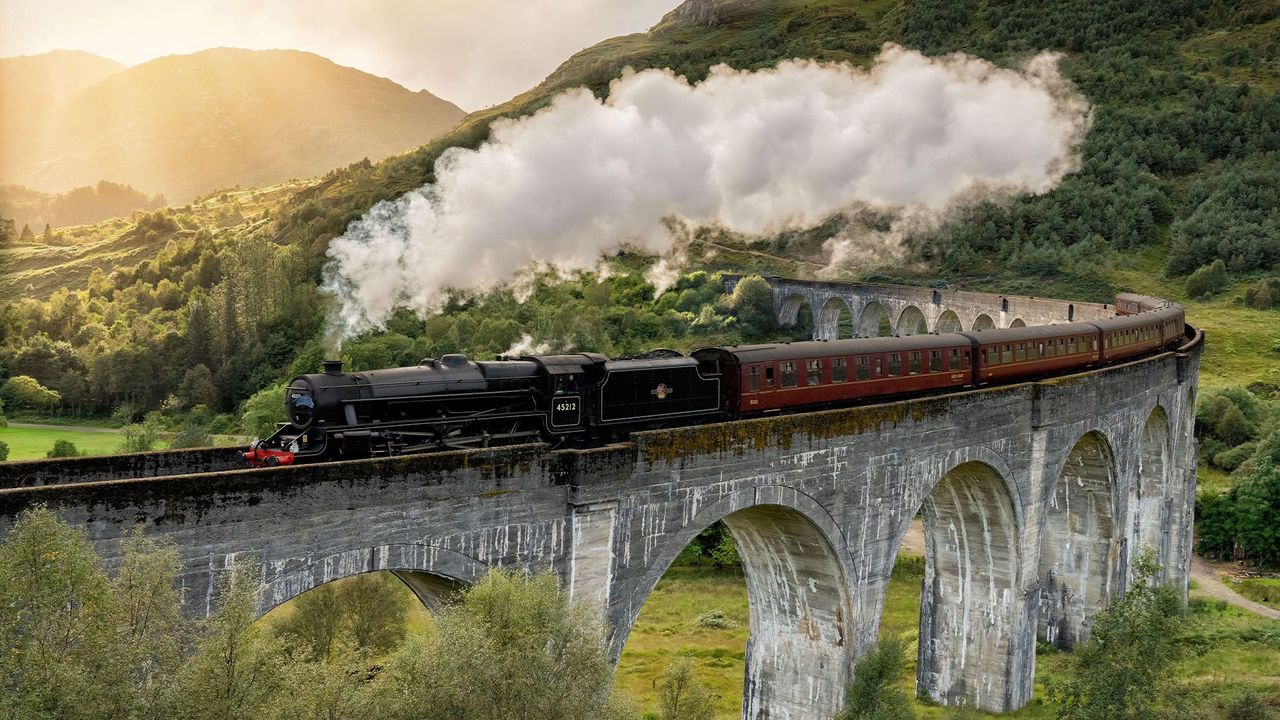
<box><xmin>696</xmin><ymin>609</ymin><xmax>737</xmax><ymax>629</ymax></box>
<box><xmin>46</xmin><ymin>439</ymin><xmax>81</xmax><ymax>458</ymax></box>
<box><xmin>1213</xmin><ymin>442</ymin><xmax>1256</xmax><ymax>472</ymax></box>
<box><xmin>1184</xmin><ymin>259</ymin><xmax>1228</xmax><ymax>299</ymax></box>
<box><xmin>0</xmin><ymin>375</ymin><xmax>61</xmax><ymax>411</ymax></box>
<box><xmin>168</xmin><ymin>423</ymin><xmax>212</xmax><ymax>449</ymax></box>
<box><xmin>839</xmin><ymin>635</ymin><xmax>914</xmax><ymax>720</ymax></box>
<box><xmin>0</xmin><ymin>439</ymin><xmax>8</xmax><ymax>461</ymax></box>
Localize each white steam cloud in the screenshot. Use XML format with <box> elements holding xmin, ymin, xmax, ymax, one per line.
<box><xmin>324</xmin><ymin>44</ymin><xmax>1090</xmax><ymax>337</ymax></box>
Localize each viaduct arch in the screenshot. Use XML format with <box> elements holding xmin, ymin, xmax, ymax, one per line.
<box><xmin>0</xmin><ymin>281</ymin><xmax>1201</xmax><ymax>719</ymax></box>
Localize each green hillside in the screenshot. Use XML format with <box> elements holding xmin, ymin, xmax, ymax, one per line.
<box><xmin>1</xmin><ymin>0</ymin><xmax>1277</xmax><ymax>420</ymax></box>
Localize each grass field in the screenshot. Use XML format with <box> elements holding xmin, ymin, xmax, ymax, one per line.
<box><xmin>614</xmin><ymin>553</ymin><xmax>1280</xmax><ymax>719</ymax></box>
<box><xmin>0</xmin><ymin>424</ymin><xmax>143</xmax><ymax>459</ymax></box>
<box><xmin>0</xmin><ymin>423</ymin><xmax>246</xmax><ymax>461</ymax></box>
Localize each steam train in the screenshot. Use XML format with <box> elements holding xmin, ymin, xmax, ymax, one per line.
<box><xmin>243</xmin><ymin>293</ymin><xmax>1186</xmax><ymax>467</ymax></box>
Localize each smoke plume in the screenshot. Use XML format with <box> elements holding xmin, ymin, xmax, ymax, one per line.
<box><xmin>324</xmin><ymin>44</ymin><xmax>1090</xmax><ymax>337</ymax></box>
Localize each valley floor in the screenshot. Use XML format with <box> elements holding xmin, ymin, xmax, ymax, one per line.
<box><xmin>617</xmin><ymin>531</ymin><xmax>1280</xmax><ymax>719</ymax></box>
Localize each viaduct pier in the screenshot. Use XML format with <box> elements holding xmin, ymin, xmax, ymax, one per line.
<box><xmin>0</xmin><ymin>279</ymin><xmax>1203</xmax><ymax>719</ymax></box>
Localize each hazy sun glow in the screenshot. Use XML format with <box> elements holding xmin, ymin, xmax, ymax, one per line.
<box><xmin>0</xmin><ymin>0</ymin><xmax>679</xmax><ymax>109</ymax></box>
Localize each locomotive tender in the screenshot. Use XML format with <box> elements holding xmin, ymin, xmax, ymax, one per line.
<box><xmin>244</xmin><ymin>292</ymin><xmax>1186</xmax><ymax>466</ymax></box>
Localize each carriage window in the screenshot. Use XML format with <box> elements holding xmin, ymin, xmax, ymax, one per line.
<box><xmin>748</xmin><ymin>365</ymin><xmax>760</xmax><ymax>392</ymax></box>
<box><xmin>833</xmin><ymin>357</ymin><xmax>848</xmax><ymax>383</ymax></box>
<box><xmin>875</xmin><ymin>357</ymin><xmax>883</xmax><ymax>377</ymax></box>
<box><xmin>908</xmin><ymin>352</ymin><xmax>922</xmax><ymax>374</ymax></box>
<box><xmin>781</xmin><ymin>362</ymin><xmax>797</xmax><ymax>388</ymax></box>
<box><xmin>1014</xmin><ymin>343</ymin><xmax>1026</xmax><ymax>362</ymax></box>
<box><xmin>1001</xmin><ymin>345</ymin><xmax>1013</xmax><ymax>364</ymax></box>
<box><xmin>949</xmin><ymin>349</ymin><xmax>962</xmax><ymax>371</ymax></box>
<box><xmin>807</xmin><ymin>359</ymin><xmax>823</xmax><ymax>386</ymax></box>
<box><xmin>888</xmin><ymin>353</ymin><xmax>902</xmax><ymax>376</ymax></box>
<box><xmin>765</xmin><ymin>366</ymin><xmax>775</xmax><ymax>387</ymax></box>
<box><xmin>855</xmin><ymin>356</ymin><xmax>870</xmax><ymax>381</ymax></box>
<box><xmin>1090</xmin><ymin>338</ymin><xmax>1098</xmax><ymax>351</ymax></box>
<box><xmin>930</xmin><ymin>350</ymin><xmax>942</xmax><ymax>372</ymax></box>
<box><xmin>987</xmin><ymin>347</ymin><xmax>999</xmax><ymax>365</ymax></box>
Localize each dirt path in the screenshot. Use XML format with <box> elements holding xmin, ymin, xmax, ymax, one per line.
<box><xmin>8</xmin><ymin>421</ymin><xmax>120</xmax><ymax>433</ymax></box>
<box><xmin>1189</xmin><ymin>554</ymin><xmax>1280</xmax><ymax>620</ymax></box>
<box><xmin>899</xmin><ymin>519</ymin><xmax>1279</xmax><ymax>620</ymax></box>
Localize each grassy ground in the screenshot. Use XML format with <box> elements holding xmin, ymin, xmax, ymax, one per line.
<box><xmin>1227</xmin><ymin>578</ymin><xmax>1280</xmax><ymax>611</ymax></box>
<box><xmin>615</xmin><ymin>565</ymin><xmax>751</xmax><ymax>718</ymax></box>
<box><xmin>0</xmin><ymin>424</ymin><xmax>144</xmax><ymax>459</ymax></box>
<box><xmin>615</xmin><ymin>553</ymin><xmax>1280</xmax><ymax>719</ymax></box>
<box><xmin>0</xmin><ymin>423</ymin><xmax>246</xmax><ymax>460</ymax></box>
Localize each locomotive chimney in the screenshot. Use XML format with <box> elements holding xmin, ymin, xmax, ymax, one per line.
<box><xmin>322</xmin><ymin>359</ymin><xmax>343</xmax><ymax>376</ymax></box>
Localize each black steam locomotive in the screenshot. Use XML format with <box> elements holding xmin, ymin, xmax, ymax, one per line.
<box><xmin>244</xmin><ymin>350</ymin><xmax>723</xmax><ymax>466</ymax></box>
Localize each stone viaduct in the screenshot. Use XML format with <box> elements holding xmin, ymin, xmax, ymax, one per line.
<box><xmin>722</xmin><ymin>275</ymin><xmax>1120</xmax><ymax>339</ymax></box>
<box><xmin>0</xmin><ymin>281</ymin><xmax>1202</xmax><ymax>719</ymax></box>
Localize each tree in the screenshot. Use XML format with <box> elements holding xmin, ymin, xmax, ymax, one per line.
<box><xmin>1184</xmin><ymin>259</ymin><xmax>1229</xmax><ymax>298</ymax></box>
<box><xmin>0</xmin><ymin>506</ymin><xmax>116</xmax><ymax>720</ymax></box>
<box><xmin>1232</xmin><ymin>430</ymin><xmax>1280</xmax><ymax>565</ymax></box>
<box><xmin>119</xmin><ymin>412</ymin><xmax>162</xmax><ymax>453</ymax></box>
<box><xmin>0</xmin><ymin>374</ymin><xmax>61</xmax><ymax>411</ymax></box>
<box><xmin>1052</xmin><ymin>551</ymin><xmax>1185</xmax><ymax>720</ymax></box>
<box><xmin>343</xmin><ymin>573</ymin><xmax>410</xmax><ymax>655</ymax></box>
<box><xmin>165</xmin><ymin>559</ymin><xmax>285</xmax><ymax>720</ymax></box>
<box><xmin>838</xmin><ymin>636</ymin><xmax>914</xmax><ymax>720</ymax></box>
<box><xmin>726</xmin><ymin>275</ymin><xmax>779</xmax><ymax>341</ymax></box>
<box><xmin>47</xmin><ymin>439</ymin><xmax>82</xmax><ymax>458</ymax></box>
<box><xmin>379</xmin><ymin>569</ymin><xmax>615</xmax><ymax>720</ymax></box>
<box><xmin>276</xmin><ymin>583</ymin><xmax>345</xmax><ymax>661</ymax></box>
<box><xmin>241</xmin><ymin>383</ymin><xmax>286</xmax><ymax>439</ymax></box>
<box><xmin>105</xmin><ymin>529</ymin><xmax>188</xmax><ymax>719</ymax></box>
<box><xmin>1216</xmin><ymin>404</ymin><xmax>1254</xmax><ymax>447</ymax></box>
<box><xmin>659</xmin><ymin>658</ymin><xmax>715</xmax><ymax>720</ymax></box>
<box><xmin>179</xmin><ymin>364</ymin><xmax>219</xmax><ymax>409</ymax></box>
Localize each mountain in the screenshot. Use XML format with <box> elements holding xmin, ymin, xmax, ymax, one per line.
<box><xmin>0</xmin><ymin>51</ymin><xmax>127</xmax><ymax>184</ymax></box>
<box><xmin>0</xmin><ymin>48</ymin><xmax>465</xmax><ymax>204</ymax></box>
<box><xmin>0</xmin><ymin>50</ymin><xmax>125</xmax><ymax>102</ymax></box>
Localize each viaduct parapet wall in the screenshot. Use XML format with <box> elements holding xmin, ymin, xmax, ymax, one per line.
<box><xmin>0</xmin><ymin>322</ymin><xmax>1202</xmax><ymax>719</ymax></box>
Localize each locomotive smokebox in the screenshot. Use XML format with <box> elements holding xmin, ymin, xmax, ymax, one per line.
<box><xmin>322</xmin><ymin>359</ymin><xmax>344</xmax><ymax>376</ymax></box>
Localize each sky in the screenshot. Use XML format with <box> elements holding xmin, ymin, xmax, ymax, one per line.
<box><xmin>0</xmin><ymin>0</ymin><xmax>680</xmax><ymax>110</ymax></box>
